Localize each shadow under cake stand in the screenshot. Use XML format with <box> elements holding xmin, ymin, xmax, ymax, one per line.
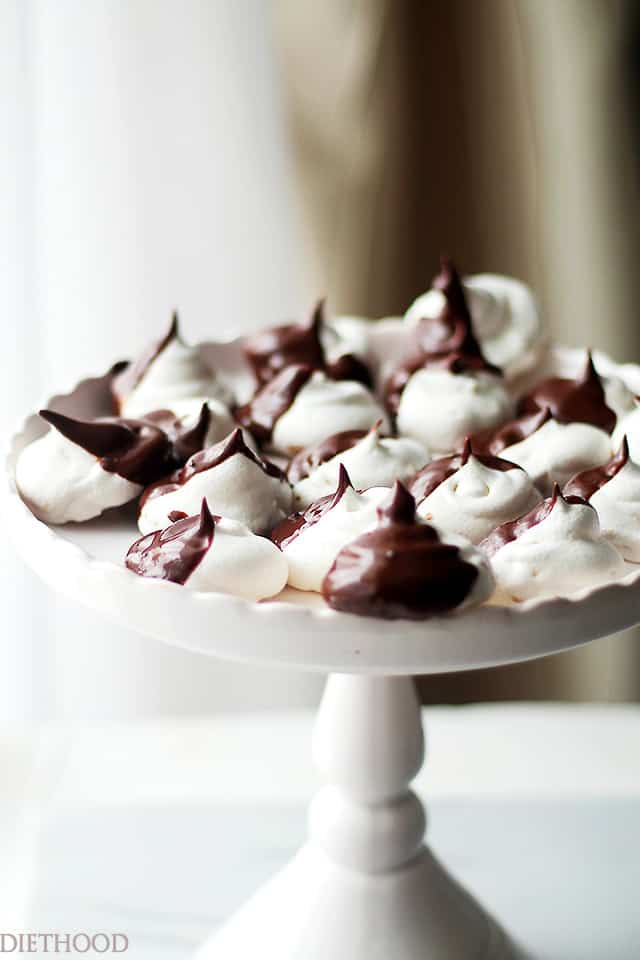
<box><xmin>6</xmin><ymin>354</ymin><xmax>640</xmax><ymax>959</ymax></box>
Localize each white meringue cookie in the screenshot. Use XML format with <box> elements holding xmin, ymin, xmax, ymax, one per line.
<box><xmin>416</xmin><ymin>454</ymin><xmax>541</xmax><ymax>544</ymax></box>
<box><xmin>16</xmin><ymin>426</ymin><xmax>141</xmax><ymax>524</ymax></box>
<box><xmin>485</xmin><ymin>492</ymin><xmax>624</xmax><ymax>602</ymax></box>
<box><xmin>585</xmin><ymin>459</ymin><xmax>640</xmax><ymax>563</ymax></box>
<box><xmin>276</xmin><ymin>482</ymin><xmax>391</xmax><ymax>592</ymax></box>
<box><xmin>602</xmin><ymin>374</ymin><xmax>635</xmax><ymax>421</ymax></box>
<box><xmin>291</xmin><ymin>423</ymin><xmax>428</xmax><ymax>508</ymax></box>
<box><xmin>612</xmin><ymin>404</ymin><xmax>640</xmax><ymax>461</ymax></box>
<box><xmin>405</xmin><ymin>274</ymin><xmax>543</xmax><ymax>376</ymax></box>
<box><xmin>271</xmin><ymin>371</ymin><xmax>389</xmax><ymax>455</ymax></box>
<box><xmin>127</xmin><ymin>501</ymin><xmax>287</xmax><ymax>600</ymax></box>
<box><xmin>138</xmin><ymin>430</ymin><xmax>292</xmax><ymax>535</ymax></box>
<box><xmin>396</xmin><ymin>368</ymin><xmax>515</xmax><ymax>454</ymax></box>
<box><xmin>500</xmin><ymin>418</ymin><xmax>612</xmax><ymax>493</ymax></box>
<box><xmin>321</xmin><ymin>315</ymin><xmax>371</xmax><ymax>367</ymax></box>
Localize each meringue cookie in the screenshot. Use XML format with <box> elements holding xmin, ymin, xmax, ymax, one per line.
<box><xmin>322</xmin><ymin>481</ymin><xmax>494</xmax><ymax>619</ymax></box>
<box><xmin>481</xmin><ymin>486</ymin><xmax>624</xmax><ymax>602</ymax></box>
<box><xmin>500</xmin><ymin>418</ymin><xmax>612</xmax><ymax>493</ymax></box>
<box><xmin>396</xmin><ymin>367</ymin><xmax>515</xmax><ymax>455</ymax></box>
<box><xmin>612</xmin><ymin>402</ymin><xmax>640</xmax><ymax>461</ymax></box>
<box><xmin>237</xmin><ymin>365</ymin><xmax>389</xmax><ymax>456</ymax></box>
<box><xmin>138</xmin><ymin>428</ymin><xmax>292</xmax><ymax>535</ymax></box>
<box><xmin>412</xmin><ymin>441</ymin><xmax>540</xmax><ymax>543</ymax></box>
<box><xmin>126</xmin><ymin>499</ymin><xmax>288</xmax><ymax>600</ymax></box>
<box><xmin>271</xmin><ymin>466</ymin><xmax>390</xmax><ymax>591</ymax></box>
<box><xmin>520</xmin><ymin>351</ymin><xmax>616</xmax><ymax>435</ymax></box>
<box><xmin>405</xmin><ymin>271</ymin><xmax>542</xmax><ymax>377</ymax></box>
<box><xmin>16</xmin><ymin>410</ymin><xmax>172</xmax><ymax>524</ymax></box>
<box><xmin>564</xmin><ymin>438</ymin><xmax>640</xmax><ymax>562</ymax></box>
<box><xmin>289</xmin><ymin>420</ymin><xmax>428</xmax><ymax>508</ymax></box>
<box><xmin>112</xmin><ymin>313</ymin><xmax>232</xmax><ymax>417</ymax></box>
<box><xmin>159</xmin><ymin>397</ymin><xmax>237</xmax><ymax>449</ymax></box>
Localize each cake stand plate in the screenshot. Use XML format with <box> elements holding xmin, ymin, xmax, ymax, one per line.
<box><xmin>6</xmin><ymin>343</ymin><xmax>640</xmax><ymax>959</ymax></box>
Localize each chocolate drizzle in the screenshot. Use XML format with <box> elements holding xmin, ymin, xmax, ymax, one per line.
<box><xmin>564</xmin><ymin>437</ymin><xmax>630</xmax><ymax>501</ymax></box>
<box><xmin>287</xmin><ymin>420</ymin><xmax>385</xmax><ymax>484</ymax></box>
<box><xmin>408</xmin><ymin>437</ymin><xmax>521</xmax><ymax>503</ymax></box>
<box><xmin>470</xmin><ymin>407</ymin><xmax>552</xmax><ymax>456</ymax></box>
<box><xmin>480</xmin><ymin>483</ymin><xmax>591</xmax><ymax>558</ymax></box>
<box><xmin>141</xmin><ymin>427</ymin><xmax>285</xmax><ymax>508</ymax></box>
<box><xmin>243</xmin><ymin>299</ymin><xmax>371</xmax><ymax>387</ymax></box>
<box><xmin>126</xmin><ymin>498</ymin><xmax>216</xmax><ymax>584</ymax></box>
<box><xmin>385</xmin><ymin>258</ymin><xmax>499</xmax><ymax>413</ymax></box>
<box><xmin>111</xmin><ymin>312</ymin><xmax>180</xmax><ymax>412</ymax></box>
<box><xmin>271</xmin><ymin>464</ymin><xmax>354</xmax><ymax>549</ymax></box>
<box><xmin>143</xmin><ymin>403</ymin><xmax>211</xmax><ymax>466</ymax></box>
<box><xmin>321</xmin><ymin>481</ymin><xmax>479</xmax><ymax>620</ymax></box>
<box><xmin>519</xmin><ymin>352</ymin><xmax>616</xmax><ymax>434</ymax></box>
<box><xmin>40</xmin><ymin>409</ymin><xmax>173</xmax><ymax>486</ymax></box>
<box><xmin>236</xmin><ymin>364</ymin><xmax>314</xmax><ymax>444</ymax></box>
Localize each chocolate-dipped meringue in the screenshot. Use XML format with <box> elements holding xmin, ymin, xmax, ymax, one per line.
<box><xmin>138</xmin><ymin>428</ymin><xmax>292</xmax><ymax>535</ymax></box>
<box><xmin>472</xmin><ymin>403</ymin><xmax>612</xmax><ymax>494</ymax></box>
<box><xmin>612</xmin><ymin>399</ymin><xmax>640</xmax><ymax>461</ymax></box>
<box><xmin>322</xmin><ymin>482</ymin><xmax>494</xmax><ymax>619</ymax></box>
<box><xmin>112</xmin><ymin>313</ymin><xmax>232</xmax><ymax>417</ymax></box>
<box><xmin>480</xmin><ymin>485</ymin><xmax>624</xmax><ymax>602</ymax></box>
<box><xmin>288</xmin><ymin>420</ymin><xmax>429</xmax><ymax>508</ymax></box>
<box><xmin>405</xmin><ymin>272</ymin><xmax>543</xmax><ymax>377</ymax></box>
<box><xmin>237</xmin><ymin>365</ymin><xmax>389</xmax><ymax>455</ymax></box>
<box><xmin>520</xmin><ymin>352</ymin><xmax>616</xmax><ymax>434</ymax></box>
<box><xmin>243</xmin><ymin>298</ymin><xmax>371</xmax><ymax>387</ymax></box>
<box><xmin>564</xmin><ymin>437</ymin><xmax>640</xmax><ymax>562</ymax></box>
<box><xmin>410</xmin><ymin>439</ymin><xmax>540</xmax><ymax>543</ymax></box>
<box><xmin>126</xmin><ymin>499</ymin><xmax>288</xmax><ymax>599</ymax></box>
<box><xmin>270</xmin><ymin>465</ymin><xmax>391</xmax><ymax>591</ymax></box>
<box><xmin>387</xmin><ymin>260</ymin><xmax>514</xmax><ymax>452</ymax></box>
<box><xmin>16</xmin><ymin>410</ymin><xmax>173</xmax><ymax>524</ymax></box>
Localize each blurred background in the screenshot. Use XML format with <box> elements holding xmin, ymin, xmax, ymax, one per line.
<box><xmin>3</xmin><ymin>0</ymin><xmax>640</xmax><ymax>725</ymax></box>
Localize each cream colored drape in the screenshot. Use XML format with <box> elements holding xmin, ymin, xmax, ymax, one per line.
<box><xmin>274</xmin><ymin>0</ymin><xmax>640</xmax><ymax>700</ymax></box>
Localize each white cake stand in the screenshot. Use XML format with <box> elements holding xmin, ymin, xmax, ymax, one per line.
<box><xmin>6</xmin><ymin>342</ymin><xmax>640</xmax><ymax>959</ymax></box>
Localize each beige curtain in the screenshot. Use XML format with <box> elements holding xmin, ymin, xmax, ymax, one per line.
<box><xmin>274</xmin><ymin>0</ymin><xmax>640</xmax><ymax>700</ymax></box>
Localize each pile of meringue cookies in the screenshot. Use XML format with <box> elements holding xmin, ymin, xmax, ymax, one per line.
<box><xmin>16</xmin><ymin>259</ymin><xmax>640</xmax><ymax>620</ymax></box>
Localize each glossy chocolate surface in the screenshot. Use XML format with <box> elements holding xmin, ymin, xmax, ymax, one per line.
<box><xmin>236</xmin><ymin>364</ymin><xmax>314</xmax><ymax>444</ymax></box>
<box><xmin>480</xmin><ymin>484</ymin><xmax>591</xmax><ymax>558</ymax></box>
<box><xmin>408</xmin><ymin>437</ymin><xmax>520</xmax><ymax>503</ymax></box>
<box><xmin>321</xmin><ymin>481</ymin><xmax>479</xmax><ymax>620</ymax></box>
<box><xmin>40</xmin><ymin>409</ymin><xmax>173</xmax><ymax>486</ymax></box>
<box><xmin>519</xmin><ymin>352</ymin><xmax>616</xmax><ymax>434</ymax></box>
<box><xmin>271</xmin><ymin>464</ymin><xmax>353</xmax><ymax>548</ymax></box>
<box><xmin>126</xmin><ymin>498</ymin><xmax>216</xmax><ymax>584</ymax></box>
<box><xmin>564</xmin><ymin>437</ymin><xmax>629</xmax><ymax>501</ymax></box>
<box><xmin>470</xmin><ymin>407</ymin><xmax>552</xmax><ymax>456</ymax></box>
<box><xmin>385</xmin><ymin>258</ymin><xmax>499</xmax><ymax>413</ymax></box>
<box><xmin>143</xmin><ymin>403</ymin><xmax>211</xmax><ymax>466</ymax></box>
<box><xmin>287</xmin><ymin>422</ymin><xmax>386</xmax><ymax>484</ymax></box>
<box><xmin>111</xmin><ymin>312</ymin><xmax>179</xmax><ymax>412</ymax></box>
<box><xmin>244</xmin><ymin>298</ymin><xmax>371</xmax><ymax>387</ymax></box>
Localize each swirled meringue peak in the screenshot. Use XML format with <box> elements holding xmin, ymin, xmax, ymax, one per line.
<box><xmin>112</xmin><ymin>313</ymin><xmax>232</xmax><ymax>417</ymax></box>
<box><xmin>322</xmin><ymin>481</ymin><xmax>494</xmax><ymax>619</ymax></box>
<box><xmin>16</xmin><ymin>410</ymin><xmax>173</xmax><ymax>524</ymax></box>
<box><xmin>243</xmin><ymin>298</ymin><xmax>371</xmax><ymax>386</ymax></box>
<box><xmin>237</xmin><ymin>365</ymin><xmax>389</xmax><ymax>455</ymax></box>
<box><xmin>138</xmin><ymin>428</ymin><xmax>292</xmax><ymax>535</ymax></box>
<box><xmin>564</xmin><ymin>437</ymin><xmax>640</xmax><ymax>562</ymax></box>
<box><xmin>126</xmin><ymin>499</ymin><xmax>287</xmax><ymax>600</ymax></box>
<box><xmin>520</xmin><ymin>351</ymin><xmax>616</xmax><ymax>434</ymax></box>
<box><xmin>270</xmin><ymin>465</ymin><xmax>391</xmax><ymax>591</ymax></box>
<box><xmin>480</xmin><ymin>484</ymin><xmax>624</xmax><ymax>602</ymax></box>
<box><xmin>411</xmin><ymin>438</ymin><xmax>540</xmax><ymax>543</ymax></box>
<box><xmin>288</xmin><ymin>420</ymin><xmax>429</xmax><ymax>508</ymax></box>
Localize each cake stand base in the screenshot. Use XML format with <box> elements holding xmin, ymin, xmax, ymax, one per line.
<box><xmin>195</xmin><ymin>675</ymin><xmax>527</xmax><ymax>960</ymax></box>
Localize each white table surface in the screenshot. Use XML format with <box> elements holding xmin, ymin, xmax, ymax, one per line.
<box><xmin>2</xmin><ymin>703</ymin><xmax>640</xmax><ymax>958</ymax></box>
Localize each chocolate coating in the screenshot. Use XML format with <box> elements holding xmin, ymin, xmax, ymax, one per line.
<box><xmin>385</xmin><ymin>258</ymin><xmax>499</xmax><ymax>413</ymax></box>
<box><xmin>143</xmin><ymin>403</ymin><xmax>211</xmax><ymax>466</ymax></box>
<box><xmin>287</xmin><ymin>421</ymin><xmax>387</xmax><ymax>484</ymax></box>
<box><xmin>244</xmin><ymin>299</ymin><xmax>371</xmax><ymax>387</ymax></box>
<box><xmin>111</xmin><ymin>312</ymin><xmax>179</xmax><ymax>412</ymax></box>
<box><xmin>322</xmin><ymin>481</ymin><xmax>479</xmax><ymax>620</ymax></box>
<box><xmin>564</xmin><ymin>437</ymin><xmax>629</xmax><ymax>501</ymax></box>
<box><xmin>408</xmin><ymin>437</ymin><xmax>521</xmax><ymax>503</ymax></box>
<box><xmin>271</xmin><ymin>464</ymin><xmax>353</xmax><ymax>548</ymax></box>
<box><xmin>519</xmin><ymin>352</ymin><xmax>616</xmax><ymax>434</ymax></box>
<box><xmin>480</xmin><ymin>484</ymin><xmax>591</xmax><ymax>558</ymax></box>
<box><xmin>126</xmin><ymin>498</ymin><xmax>216</xmax><ymax>584</ymax></box>
<box><xmin>140</xmin><ymin>427</ymin><xmax>285</xmax><ymax>508</ymax></box>
<box><xmin>236</xmin><ymin>364</ymin><xmax>314</xmax><ymax>445</ymax></box>
<box><xmin>470</xmin><ymin>407</ymin><xmax>552</xmax><ymax>456</ymax></box>
<box><xmin>39</xmin><ymin>409</ymin><xmax>173</xmax><ymax>486</ymax></box>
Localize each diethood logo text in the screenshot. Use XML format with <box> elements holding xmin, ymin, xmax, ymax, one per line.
<box><xmin>0</xmin><ymin>933</ymin><xmax>128</xmax><ymax>954</ymax></box>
